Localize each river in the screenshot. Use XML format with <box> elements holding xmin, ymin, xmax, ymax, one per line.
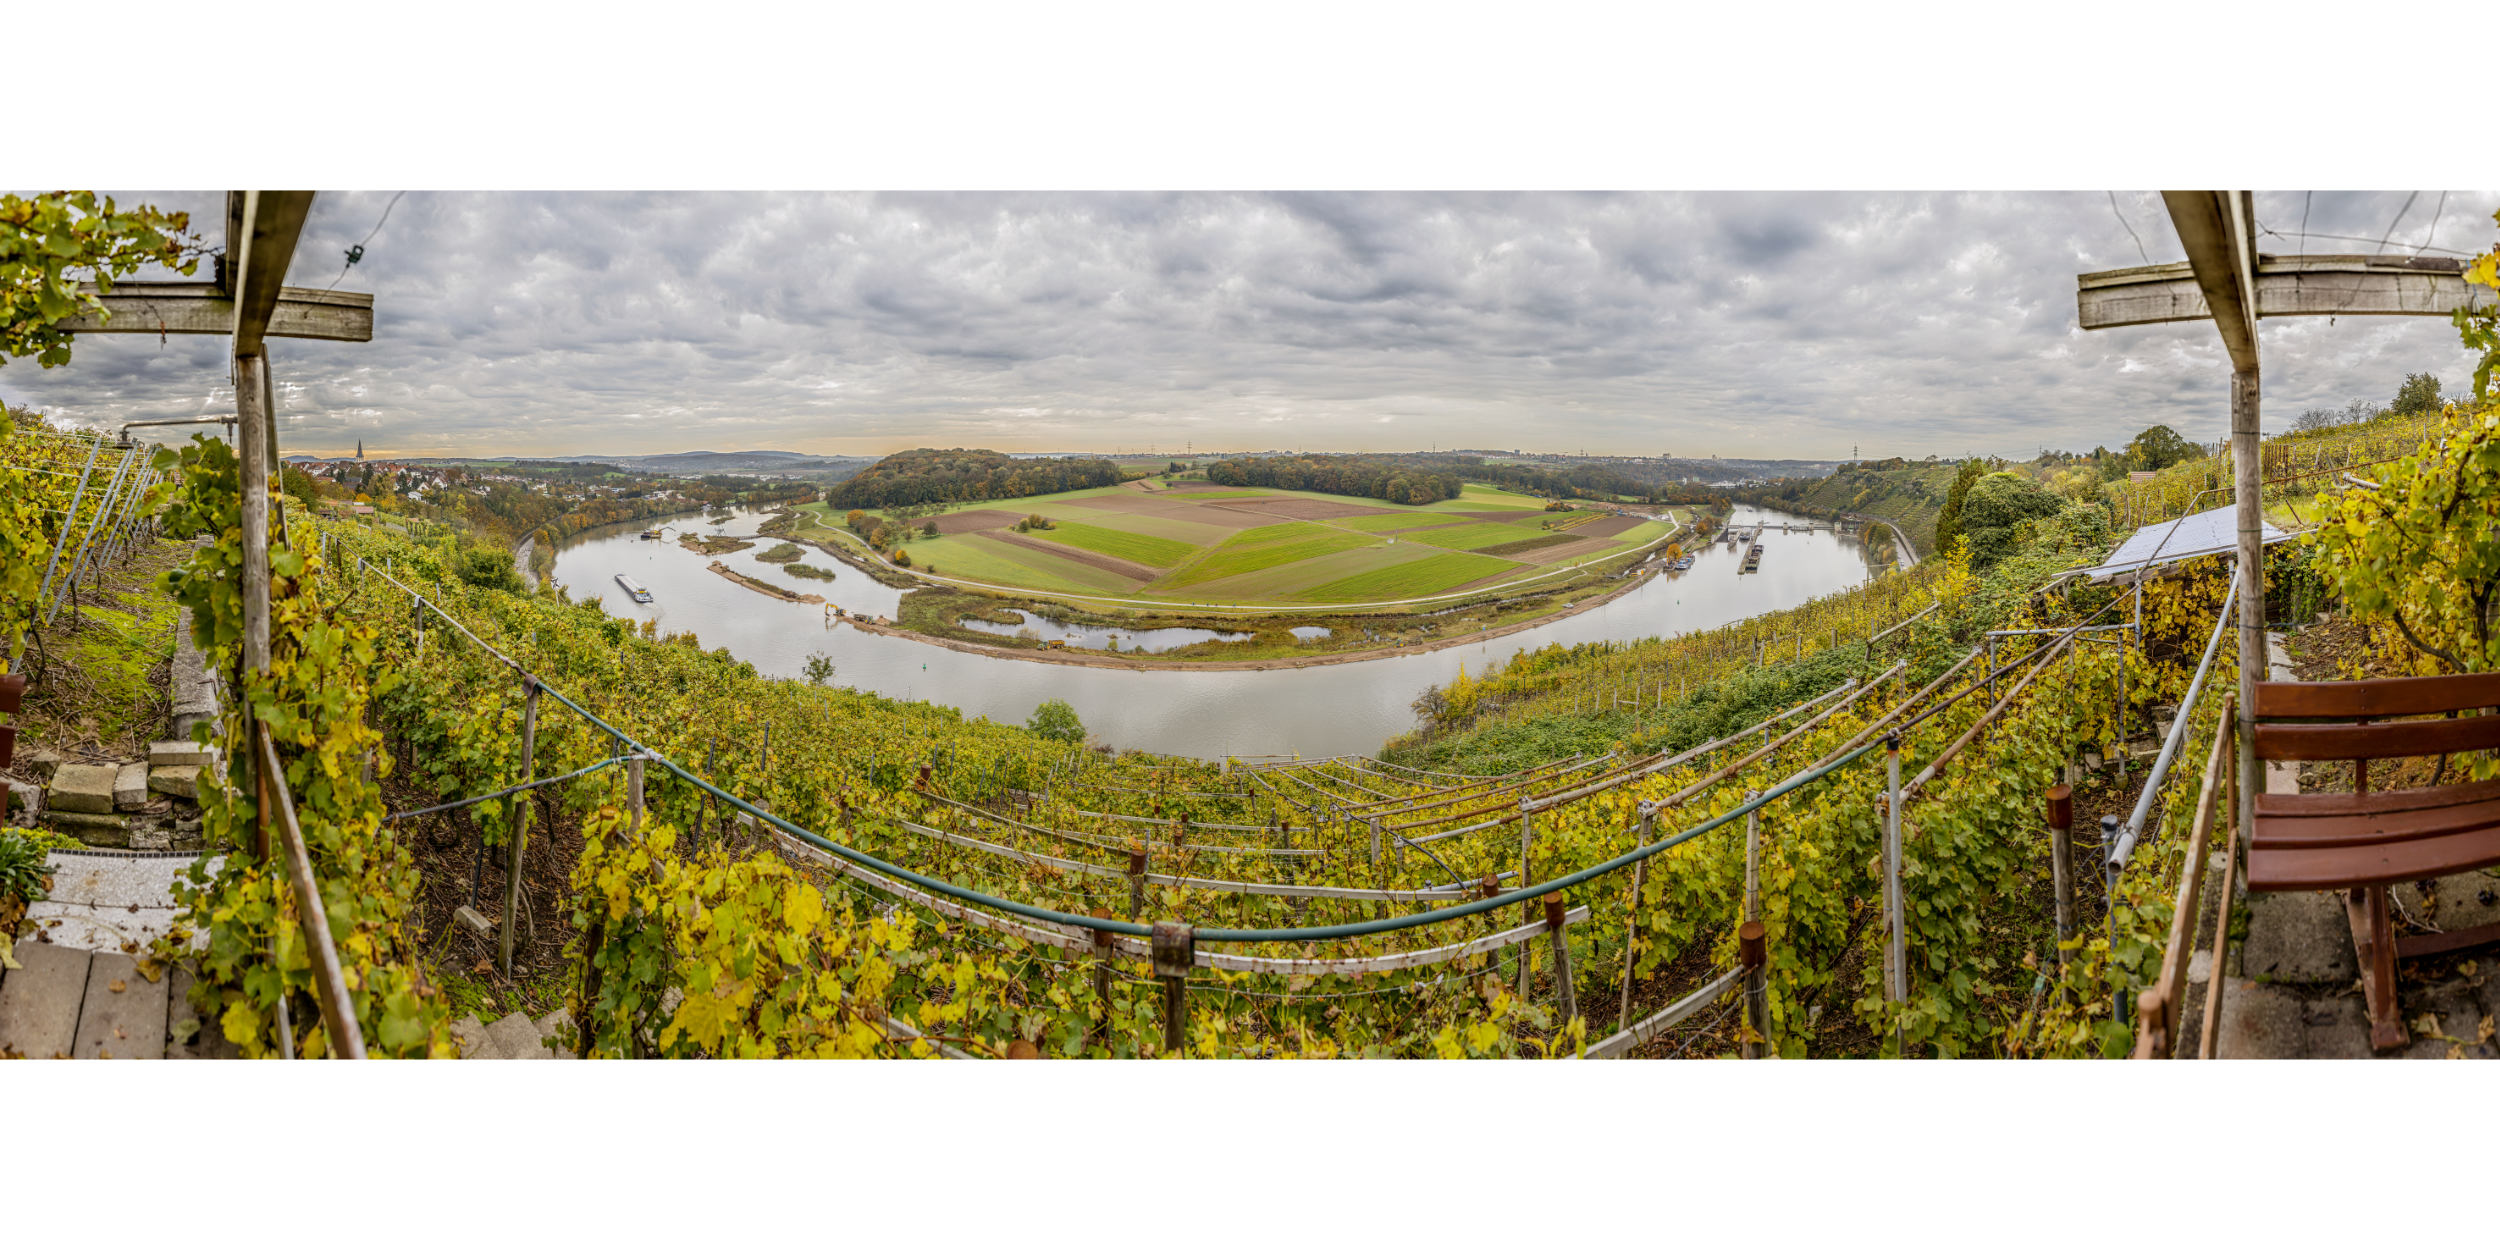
<box><xmin>548</xmin><ymin>506</ymin><xmax>1883</xmax><ymax>759</ymax></box>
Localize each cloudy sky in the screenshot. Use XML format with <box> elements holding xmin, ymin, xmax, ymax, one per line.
<box><xmin>5</xmin><ymin>189</ymin><xmax>2489</xmax><ymax>462</ymax></box>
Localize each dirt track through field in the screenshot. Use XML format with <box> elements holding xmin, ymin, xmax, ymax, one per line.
<box><xmin>1572</xmin><ymin>515</ymin><xmax>1645</xmax><ymax>538</ymax></box>
<box><xmin>1060</xmin><ymin>495</ymin><xmax>1270</xmax><ymax>531</ymax></box>
<box><xmin>1213</xmin><ymin>498</ymin><xmax>1399</xmax><ymax>521</ymax></box>
<box><xmin>1513</xmin><ymin>535</ymin><xmax>1614</xmax><ymax>563</ymax></box>
<box><xmin>974</xmin><ymin>530</ymin><xmax>1158</xmax><ymax>584</ymax></box>
<box><xmin>1474</xmin><ymin>533</ymin><xmax>1584</xmax><ymax>559</ymax></box>
<box><xmin>928</xmin><ymin>508</ymin><xmax>1027</xmax><ymax>534</ymax></box>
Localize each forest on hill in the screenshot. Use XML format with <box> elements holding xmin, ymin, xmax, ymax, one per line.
<box><xmin>1388</xmin><ymin>453</ymin><xmax>1725</xmax><ymax>503</ymax></box>
<box><xmin>829</xmin><ymin>448</ymin><xmax>1123</xmax><ymax>509</ymax></box>
<box><xmin>1196</xmin><ymin>451</ymin><xmax>1729</xmax><ymax>506</ymax></box>
<box><xmin>1197</xmin><ymin>453</ymin><xmax>1464</xmax><ymax>504</ymax></box>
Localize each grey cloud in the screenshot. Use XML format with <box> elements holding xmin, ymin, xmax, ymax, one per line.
<box><xmin>2</xmin><ymin>190</ymin><xmax>2490</xmax><ymax>460</ymax></box>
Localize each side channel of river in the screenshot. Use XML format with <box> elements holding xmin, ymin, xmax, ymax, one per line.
<box><xmin>548</xmin><ymin>507</ymin><xmax>1884</xmax><ymax>760</ymax></box>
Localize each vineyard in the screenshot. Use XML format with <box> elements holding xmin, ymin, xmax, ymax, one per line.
<box><xmin>2101</xmin><ymin>408</ymin><xmax>2459</xmax><ymax>532</ymax></box>
<box><xmin>17</xmin><ymin>398</ymin><xmax>2466</xmax><ymax>1062</ymax></box>
<box><xmin>45</xmin><ymin>418</ymin><xmax>2267</xmax><ymax>1061</ymax></box>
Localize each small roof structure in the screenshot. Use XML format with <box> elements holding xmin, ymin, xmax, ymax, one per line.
<box><xmin>2073</xmin><ymin>503</ymin><xmax>2293</xmax><ymax>584</ymax></box>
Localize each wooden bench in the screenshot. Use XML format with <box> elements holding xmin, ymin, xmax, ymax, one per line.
<box><xmin>2248</xmin><ymin>673</ymin><xmax>2500</xmax><ymax>1050</ymax></box>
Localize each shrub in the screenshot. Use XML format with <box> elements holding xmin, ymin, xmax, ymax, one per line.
<box><xmin>1026</xmin><ymin>698</ymin><xmax>1084</xmax><ymax>743</ymax></box>
<box><xmin>457</xmin><ymin>546</ymin><xmax>523</xmax><ymax>593</ymax></box>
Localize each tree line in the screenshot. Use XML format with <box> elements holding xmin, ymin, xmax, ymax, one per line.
<box><xmin>1198</xmin><ymin>454</ymin><xmax>1464</xmax><ymax>504</ymax></box>
<box><xmin>830</xmin><ymin>448</ymin><xmax>1121</xmax><ymax>509</ymax></box>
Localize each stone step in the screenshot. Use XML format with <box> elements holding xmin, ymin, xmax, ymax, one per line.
<box><xmin>15</xmin><ymin>746</ymin><xmax>64</xmax><ymax>784</ymax></box>
<box><xmin>4</xmin><ymin>778</ymin><xmax>38</xmax><ymax>823</ymax></box>
<box><xmin>148</xmin><ymin>740</ymin><xmax>217</xmax><ymax>770</ymax></box>
<box><xmin>168</xmin><ymin>605</ymin><xmax>220</xmax><ymax>741</ymax></box>
<box><xmin>112</xmin><ymin>763</ymin><xmax>150</xmax><ymax>812</ymax></box>
<box><xmin>46</xmin><ymin>810</ymin><xmax>130</xmax><ymax>846</ymax></box>
<box><xmin>46</xmin><ymin>763</ymin><xmax>119</xmax><ymax>815</ymax></box>
<box><xmin>450</xmin><ymin>1008</ymin><xmax>579</xmax><ymax>1059</ymax></box>
<box><xmin>148</xmin><ymin>765</ymin><xmax>203</xmax><ymax>799</ymax></box>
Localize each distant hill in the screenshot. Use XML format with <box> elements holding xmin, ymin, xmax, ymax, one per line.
<box><xmin>284</xmin><ymin>449</ymin><xmax>874</xmax><ymax>483</ymax></box>
<box><xmin>590</xmin><ymin>450</ymin><xmax>874</xmax><ymax>476</ymax></box>
<box><xmin>1737</xmin><ymin>457</ymin><xmax>1961</xmax><ymax>554</ymax></box>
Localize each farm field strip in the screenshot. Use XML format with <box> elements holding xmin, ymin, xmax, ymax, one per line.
<box><xmin>833</xmin><ymin>480</ymin><xmax>1683</xmax><ymax>610</ymax></box>
<box><xmin>1034</xmin><ymin>520</ymin><xmax>1197</xmax><ymax>568</ymax></box>
<box><xmin>1403</xmin><ymin>521</ymin><xmax>1557</xmax><ymax>551</ymax></box>
<box><xmin>914</xmin><ymin>533</ymin><xmax>1142</xmax><ymax>593</ymax></box>
<box><xmin>1294</xmin><ymin>549</ymin><xmax>1521</xmax><ymax>601</ymax></box>
<box><xmin>1152</xmin><ymin>528</ymin><xmax>1380</xmax><ymax>590</ymax></box>
<box><xmin>1337</xmin><ymin>511</ymin><xmax>1467</xmax><ymax>532</ymax></box>
<box><xmin>1173</xmin><ymin>542</ymin><xmax>1451</xmax><ymax>601</ymax></box>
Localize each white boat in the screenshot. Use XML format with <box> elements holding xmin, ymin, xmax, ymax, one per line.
<box><xmin>615</xmin><ymin>573</ymin><xmax>653</xmax><ymax>603</ymax></box>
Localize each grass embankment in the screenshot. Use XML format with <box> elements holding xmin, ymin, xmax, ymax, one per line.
<box><xmin>5</xmin><ymin>538</ymin><xmax>187</xmax><ymax>762</ymax></box>
<box><xmin>1382</xmin><ymin>509</ymin><xmax>2104</xmax><ymax>775</ymax></box>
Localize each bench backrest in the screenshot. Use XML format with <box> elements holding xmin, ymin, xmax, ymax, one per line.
<box><xmin>2253</xmin><ymin>675</ymin><xmax>2500</xmax><ymax>763</ymax></box>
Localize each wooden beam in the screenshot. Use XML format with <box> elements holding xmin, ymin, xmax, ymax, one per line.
<box><xmin>230</xmin><ymin>191</ymin><xmax>317</xmax><ymax>356</ymax></box>
<box><xmin>2159</xmin><ymin>191</ymin><xmax>2259</xmax><ymax>371</ymax></box>
<box><xmin>2078</xmin><ymin>254</ymin><xmax>2490</xmax><ymax>332</ymax></box>
<box><xmin>57</xmin><ymin>283</ymin><xmax>374</xmax><ymax>342</ymax></box>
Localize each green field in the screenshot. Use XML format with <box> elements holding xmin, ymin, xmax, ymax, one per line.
<box><xmin>910</xmin><ymin>534</ymin><xmax>1139</xmax><ymax>594</ymax></box>
<box><xmin>1294</xmin><ymin>550</ymin><xmax>1519</xmax><ymax>601</ymax></box>
<box><xmin>1338</xmin><ymin>512</ymin><xmax>1463</xmax><ymax>532</ymax></box>
<box><xmin>845</xmin><ymin>481</ymin><xmax>1672</xmax><ymax>606</ymax></box>
<box><xmin>1403</xmin><ymin>521</ymin><xmax>1553</xmax><ymax>551</ymax></box>
<box><xmin>1035</xmin><ymin>520</ymin><xmax>1196</xmax><ymax>568</ymax></box>
<box><xmin>1154</xmin><ymin>526</ymin><xmax>1378</xmax><ymax>590</ymax></box>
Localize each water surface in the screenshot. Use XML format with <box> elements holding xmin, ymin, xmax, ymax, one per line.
<box><xmin>549</xmin><ymin>507</ymin><xmax>1878</xmax><ymax>758</ymax></box>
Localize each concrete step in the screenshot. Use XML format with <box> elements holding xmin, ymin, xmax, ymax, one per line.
<box><xmin>25</xmin><ymin>850</ymin><xmax>211</xmax><ymax>954</ymax></box>
<box><xmin>2239</xmin><ymin>889</ymin><xmax>2357</xmax><ymax>986</ymax></box>
<box><xmin>165</xmin><ymin>963</ymin><xmax>240</xmax><ymax>1059</ymax></box>
<box><xmin>0</xmin><ymin>941</ymin><xmax>92</xmax><ymax>1059</ymax></box>
<box><xmin>70</xmin><ymin>951</ymin><xmax>166</xmax><ymax>1060</ymax></box>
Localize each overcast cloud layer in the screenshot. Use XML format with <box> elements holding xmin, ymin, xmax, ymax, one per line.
<box><xmin>4</xmin><ymin>190</ymin><xmax>2489</xmax><ymax>461</ymax></box>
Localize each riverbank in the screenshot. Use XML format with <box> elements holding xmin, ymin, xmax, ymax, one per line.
<box><xmin>707</xmin><ymin>560</ymin><xmax>822</xmax><ymax>603</ymax></box>
<box><xmin>833</xmin><ymin>549</ymin><xmax>1680</xmax><ymax>670</ymax></box>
